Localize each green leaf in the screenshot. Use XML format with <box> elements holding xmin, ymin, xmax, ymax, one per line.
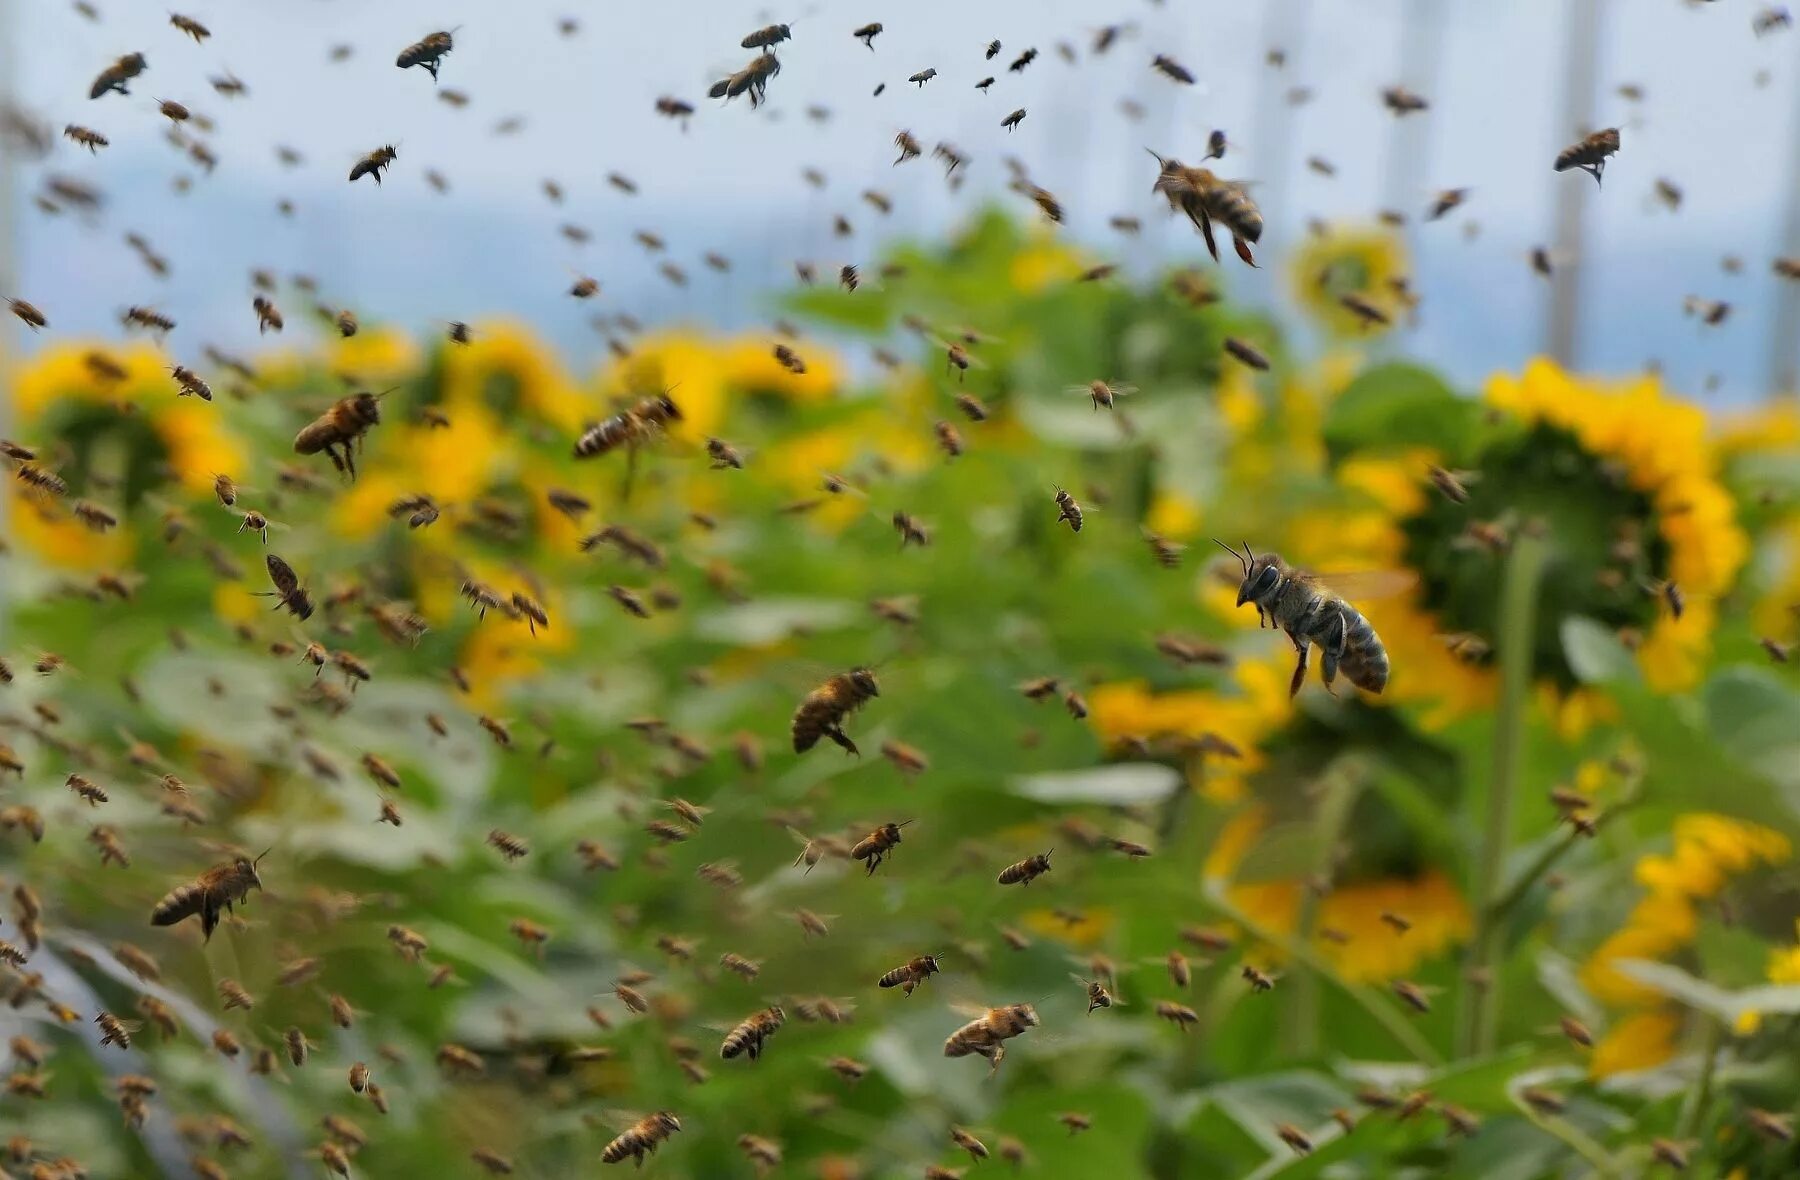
<box><xmin>1703</xmin><ymin>667</ymin><xmax>1800</xmax><ymax>791</ymax></box>
<box><xmin>1611</xmin><ymin>960</ymin><xmax>1736</xmax><ymax>1021</ymax></box>
<box><xmin>1560</xmin><ymin>616</ymin><xmax>1639</xmax><ymax>685</ymax></box>
<box><xmin>1230</xmin><ymin>822</ymin><xmax>1327</xmax><ymax>884</ymax></box>
<box><xmin>1008</xmin><ymin>763</ymin><xmax>1180</xmax><ymax>805</ymax></box>
<box><xmin>1322</xmin><ymin>361</ymin><xmax>1476</xmax><ymax>461</ymax></box>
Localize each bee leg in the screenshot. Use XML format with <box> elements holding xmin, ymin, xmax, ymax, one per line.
<box><xmin>1319</xmin><ymin>611</ymin><xmax>1348</xmax><ymax>694</ymax></box>
<box><xmin>1232</xmin><ymin>235</ymin><xmax>1258</xmax><ymax>268</ymax></box>
<box><xmin>1197</xmin><ymin>209</ymin><xmax>1220</xmax><ymax>262</ymax></box>
<box><xmin>1287</xmin><ymin>642</ymin><xmax>1310</xmax><ymax>699</ymax></box>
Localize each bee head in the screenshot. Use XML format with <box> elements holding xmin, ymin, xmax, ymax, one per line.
<box><xmin>350</xmin><ymin>391</ymin><xmax>384</xmax><ymax>425</ymax></box>
<box><xmin>848</xmin><ymin>666</ymin><xmax>879</xmax><ymax>697</ymax></box>
<box><xmin>1215</xmin><ymin>539</ymin><xmax>1282</xmax><ymax>606</ymax></box>
<box><xmin>655</xmin><ymin>392</ymin><xmax>683</xmax><ymax>421</ymax></box>
<box><xmin>655</xmin><ymin>1111</ymin><xmax>682</xmax><ymax>1132</ymax></box>
<box><xmin>921</xmin><ymin>955</ymin><xmax>941</xmax><ymax>973</ymax></box>
<box><xmin>1014</xmin><ymin>1004</ymin><xmax>1040</xmax><ymax>1027</ymax></box>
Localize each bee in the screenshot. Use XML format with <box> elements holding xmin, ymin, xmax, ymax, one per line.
<box><xmin>943</xmin><ymin>1003</ymin><xmax>1039</xmax><ymax>1073</ymax></box>
<box><xmin>1242</xmin><ymin>964</ymin><xmax>1277</xmax><ymax>992</ymax></box>
<box><xmin>1392</xmin><ymin>980</ymin><xmax>1433</xmax><ymax>1014</ymax></box>
<box><xmin>893</xmin><ymin>129</ymin><xmax>922</xmax><ymax>164</ymax></box>
<box><xmin>1054</xmin><ymin>487</ymin><xmax>1083</xmax><ymax>533</ymax></box>
<box><xmin>1554</xmin><ymin>128</ymin><xmax>1621</xmax><ymax>186</ymax></box>
<box><xmin>720</xmin><ymin>1005</ymin><xmax>785</xmax><ymax>1061</ymax></box>
<box><xmin>707</xmin><ymin>437</ymin><xmax>746</xmax><ymax>470</ymax></box>
<box><xmin>1076</xmin><ymin>976</ymin><xmax>1114</xmax><ymax>1013</ymax></box>
<box><xmin>851</xmin><ymin>820</ymin><xmax>913</xmax><ymax>875</ymax></box>
<box><xmin>1155</xmin><ymin>1000</ymin><xmax>1198</xmax><ymax>1030</ymax></box>
<box><xmin>155</xmin><ymin>98</ymin><xmax>190</xmax><ymax>123</ymax></box>
<box><xmin>710</xmin><ymin>53</ymin><xmax>782</xmax><ymax>107</ymax></box>
<box><xmin>1224</xmin><ymin>337</ymin><xmax>1271</xmax><ymax>370</ymax></box>
<box><xmin>1682</xmin><ymin>296</ymin><xmax>1730</xmax><ymax>326</ymax></box>
<box><xmin>397</xmin><ymin>30</ymin><xmax>455</xmax><ymax>80</ymax></box>
<box><xmin>791</xmin><ymin>667</ymin><xmax>880</xmax><ymax>755</ymax></box>
<box><xmin>5</xmin><ymin>297</ymin><xmax>47</xmax><ymax>330</ymax></box>
<box><xmin>997</xmin><ymin>850</ymin><xmax>1052</xmax><ymax>886</ymax></box>
<box><xmin>67</xmin><ymin>773</ymin><xmax>109</xmax><ymax>805</ymax></box>
<box><xmin>1649</xmin><ymin>1138</ymin><xmax>1691</xmax><ymax>1170</ymax></box>
<box><xmin>63</xmin><ymin>124</ymin><xmax>108</xmax><ymax>152</ymax></box>
<box><xmin>1001</xmin><ymin>107</ymin><xmax>1026</xmax><ymax>131</ymax></box>
<box><xmin>249</xmin><ymin>295</ymin><xmax>283</xmax><ymax>334</ymax></box>
<box><xmin>878</xmin><ymin>954</ymin><xmax>942</xmax><ymax>995</ymax></box>
<box><xmin>95</xmin><ymin>1011</ymin><xmax>139</xmax><ymax>1049</ymax></box>
<box><xmin>487</xmin><ymin>829</ymin><xmax>529</xmax><ymax>861</ymax></box>
<box><xmin>168</xmin><ymin>13</ymin><xmax>211</xmax><ymax>41</ymax></box>
<box><xmin>1152</xmin><ymin>54</ymin><xmax>1195</xmax><ymax>83</ymax></box>
<box><xmin>949</xmin><ymin>1127</ymin><xmax>989</xmax><ymax>1161</ymax></box>
<box><xmin>742</xmin><ymin>22</ymin><xmax>793</xmax><ymax>52</ymax></box>
<box><xmin>1748</xmin><ymin>1108</ymin><xmax>1795</xmax><ymax>1143</ymax></box>
<box><xmin>976</xmin><ymin>75</ymin><xmax>996</xmax><ymax>92</ymax></box>
<box><xmin>1559</xmin><ymin>1015</ymin><xmax>1594</xmax><ymax>1047</ymax></box>
<box><xmin>16</xmin><ymin>463</ymin><xmax>68</xmax><ymax>496</ymax></box>
<box><xmin>294</xmin><ymin>390</ymin><xmax>386</xmax><ymax>479</ymax></box>
<box><xmin>170</xmin><ymin>360</ymin><xmax>213</xmax><ymax>397</ymax></box>
<box><xmin>574</xmin><ymin>392</ymin><xmax>682</xmax><ymax>495</ymax></box>
<box><xmin>1060</xmin><ymin>1112</ymin><xmax>1093</xmax><ymax>1136</ymax></box>
<box><xmin>256</xmin><ymin>554</ymin><xmax>314</xmax><ymax>620</ymax></box>
<box><xmin>893</xmin><ymin>511</ymin><xmax>931</xmax><ymax>548</ymax></box>
<box><xmin>349</xmin><ymin>144</ymin><xmax>398</xmax><ymax>185</ymax></box>
<box><xmin>854</xmin><ymin>21</ymin><xmax>883</xmax><ymax>48</ymax></box>
<box><xmin>1072</xmin><ymin>379</ymin><xmax>1136</xmax><ymax>410</ymax></box>
<box><xmin>151</xmin><ymin>851</ymin><xmax>266</xmax><ymax>941</ymax></box>
<box><xmin>1275</xmin><ymin>1124</ymin><xmax>1313</xmax><ymax>1155</ymax></box>
<box><xmin>1381</xmin><ymin>85</ymin><xmax>1429</xmax><ymax>114</ymax></box>
<box><xmin>1217</xmin><ymin>540</ymin><xmax>1405</xmax><ymax>698</ymax></box>
<box><xmin>601</xmin><ymin>1112</ymin><xmax>681</xmax><ymax>1166</ymax></box>
<box><xmin>930</xmin><ymin>419</ymin><xmax>965</xmax><ymax>460</ymax></box>
<box><xmin>91</xmin><ymin>52</ymin><xmax>149</xmax><ymax>99</ymax></box>
<box><xmin>72</xmin><ymin>500</ymin><xmax>119</xmax><ymax>532</ymax></box>
<box><xmin>1149</xmin><ymin>151</ymin><xmax>1264</xmax><ymax>266</ymax></box>
<box><xmin>1009</xmin><ymin>47</ymin><xmax>1037</xmax><ymax>72</ymax></box>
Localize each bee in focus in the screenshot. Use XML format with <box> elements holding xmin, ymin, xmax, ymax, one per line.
<box><xmin>877</xmin><ymin>954</ymin><xmax>942</xmax><ymax>996</ymax></box>
<box><xmin>170</xmin><ymin>364</ymin><xmax>213</xmax><ymax>400</ymax></box>
<box><xmin>396</xmin><ymin>30</ymin><xmax>455</xmax><ymax>81</ymax></box>
<box><xmin>850</xmin><ymin>820</ymin><xmax>913</xmax><ymax>876</ymax></box>
<box><xmin>1216</xmin><ymin>540</ymin><xmax>1405</xmax><ymax>698</ymax></box>
<box><xmin>96</xmin><ymin>1011</ymin><xmax>139</xmax><ymax>1049</ymax></box>
<box><xmin>997</xmin><ymin>850</ymin><xmax>1052</xmax><ymax>886</ymax></box>
<box><xmin>1150</xmin><ymin>150</ymin><xmax>1264</xmax><ymax>266</ymax></box>
<box><xmin>294</xmin><ymin>390</ymin><xmax>386</xmax><ymax>479</ymax></box>
<box><xmin>791</xmin><ymin>666</ymin><xmax>879</xmax><ymax>755</ymax></box>
<box><xmin>601</xmin><ymin>1111</ymin><xmax>681</xmax><ymax>1166</ymax></box>
<box><xmin>1554</xmin><ymin>127</ymin><xmax>1621</xmax><ymax>186</ymax></box>
<box><xmin>257</xmin><ymin>554</ymin><xmax>314</xmax><ymax>621</ymax></box>
<box><xmin>1053</xmin><ymin>487</ymin><xmax>1084</xmax><ymax>533</ymax></box>
<box><xmin>943</xmin><ymin>1003</ymin><xmax>1039</xmax><ymax>1074</ymax></box>
<box><xmin>349</xmin><ymin>144</ymin><xmax>399</xmax><ymax>185</ymax></box>
<box><xmin>719</xmin><ymin>1005</ymin><xmax>785</xmax><ymax>1061</ymax></box>
<box><xmin>150</xmin><ymin>850</ymin><xmax>268</xmax><ymax>941</ymax></box>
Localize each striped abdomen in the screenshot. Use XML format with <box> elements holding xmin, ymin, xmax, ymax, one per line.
<box><xmin>1338</xmin><ymin>605</ymin><xmax>1390</xmax><ymax>693</ymax></box>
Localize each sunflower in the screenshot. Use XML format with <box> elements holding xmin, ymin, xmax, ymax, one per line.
<box><xmin>1288</xmin><ymin>224</ymin><xmax>1410</xmax><ymax>338</ymax></box>
<box><xmin>440</xmin><ymin>321</ymin><xmax>584</xmax><ymax>432</ymax></box>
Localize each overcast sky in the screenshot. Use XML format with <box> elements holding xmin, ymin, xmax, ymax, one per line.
<box><xmin>3</xmin><ymin>0</ymin><xmax>1799</xmax><ymax>398</ymax></box>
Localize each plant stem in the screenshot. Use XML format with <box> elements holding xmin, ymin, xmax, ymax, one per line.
<box><xmin>1676</xmin><ymin>1016</ymin><xmax>1724</xmax><ymax>1140</ymax></box>
<box><xmin>1459</xmin><ymin>531</ymin><xmax>1549</xmax><ymax>1057</ymax></box>
<box><xmin>1202</xmin><ymin>880</ymin><xmax>1442</xmax><ymax>1065</ymax></box>
<box><xmin>1515</xmin><ymin>1103</ymin><xmax>1624</xmax><ymax>1179</ymax></box>
<box><xmin>1486</xmin><ymin>779</ymin><xmax>1643</xmax><ymax>922</ymax></box>
<box><xmin>1284</xmin><ymin>761</ymin><xmax>1364</xmax><ymax>1058</ymax></box>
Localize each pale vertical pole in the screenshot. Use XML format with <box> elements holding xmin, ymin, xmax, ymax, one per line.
<box><xmin>1</xmin><ymin>0</ymin><xmax>20</xmax><ymax>644</ymax></box>
<box><xmin>1546</xmin><ymin>0</ymin><xmax>1605</xmax><ymax>367</ymax></box>
<box><xmin>1382</xmin><ymin>0</ymin><xmax>1448</xmax><ymax>331</ymax></box>
<box><xmin>1764</xmin><ymin>60</ymin><xmax>1800</xmax><ymax>397</ymax></box>
<box><xmin>1247</xmin><ymin>0</ymin><xmax>1311</xmax><ymax>259</ymax></box>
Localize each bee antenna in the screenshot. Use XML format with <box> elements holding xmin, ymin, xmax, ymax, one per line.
<box><xmin>1144</xmin><ymin>147</ymin><xmax>1168</xmax><ymax>165</ymax></box>
<box><xmin>252</xmin><ymin>846</ymin><xmax>273</xmax><ymax>867</ymax></box>
<box><xmin>1212</xmin><ymin>538</ymin><xmax>1248</xmax><ymax>575</ymax></box>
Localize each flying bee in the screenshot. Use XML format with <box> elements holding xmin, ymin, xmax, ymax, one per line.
<box><xmin>854</xmin><ymin>21</ymin><xmax>882</xmax><ymax>48</ymax></box>
<box><xmin>949</xmin><ymin>1127</ymin><xmax>988</xmax><ymax>1162</ymax></box>
<box><xmin>96</xmin><ymin>1011</ymin><xmax>139</xmax><ymax>1049</ymax></box>
<box><xmin>719</xmin><ymin>1005</ymin><xmax>785</xmax><ymax>1061</ymax></box>
<box><xmin>909</xmin><ymin>67</ymin><xmax>937</xmax><ymax>86</ymax></box>
<box><xmin>933</xmin><ymin>419</ymin><xmax>964</xmax><ymax>459</ymax></box>
<box><xmin>997</xmin><ymin>850</ymin><xmax>1052</xmax><ymax>886</ymax></box>
<box><xmin>256</xmin><ymin>554</ymin><xmax>314</xmax><ymax>620</ymax></box>
<box><xmin>792</xmin><ymin>667</ymin><xmax>879</xmax><ymax>755</ymax></box>
<box><xmin>839</xmin><ymin>264</ymin><xmax>859</xmax><ymax>292</ymax></box>
<box><xmin>1242</xmin><ymin>964</ymin><xmax>1278</xmax><ymax>992</ymax></box>
<box><xmin>742</xmin><ymin>22</ymin><xmax>793</xmax><ymax>52</ymax></box>
<box><xmin>894</xmin><ymin>129</ymin><xmax>922</xmax><ymax>164</ymax></box>
<box><xmin>879</xmin><ymin>739</ymin><xmax>929</xmax><ymax>778</ymax></box>
<box><xmin>601</xmin><ymin>1112</ymin><xmax>681</xmax><ymax>1166</ymax></box>
<box><xmin>878</xmin><ymin>954</ymin><xmax>942</xmax><ymax>995</ymax></box>
<box><xmin>1392</xmin><ymin>980</ymin><xmax>1434</xmax><ymax>1013</ymax></box>
<box><xmin>1070</xmin><ymin>379</ymin><xmax>1136</xmax><ymax>410</ymax></box>
<box><xmin>710</xmin><ymin>53</ymin><xmax>782</xmax><ymax>107</ymax></box>
<box><xmin>1152</xmin><ymin>54</ymin><xmax>1196</xmax><ymax>83</ymax></box>
<box><xmin>1001</xmin><ymin>107</ymin><xmax>1026</xmax><ymax>132</ymax></box>
<box><xmin>952</xmin><ymin>391</ymin><xmax>990</xmax><ymax>422</ymax></box>
<box><xmin>235</xmin><ymin>509</ymin><xmax>276</xmax><ymax>544</ymax></box>
<box><xmin>943</xmin><ymin>1003</ymin><xmax>1039</xmax><ymax>1074</ymax></box>
<box><xmin>1150</xmin><ymin>151</ymin><xmax>1264</xmax><ymax>266</ymax></box>
<box><xmin>1337</xmin><ymin>292</ymin><xmax>1390</xmax><ymax>329</ymax></box>
<box><xmin>1053</xmin><ymin>487</ymin><xmax>1084</xmax><ymax>533</ymax></box>
<box><xmin>72</xmin><ymin>499</ymin><xmax>119</xmax><ymax>532</ymax></box>
<box><xmin>91</xmin><ymin>52</ymin><xmax>148</xmax><ymax>99</ymax></box>
<box><xmin>851</xmin><ymin>820</ymin><xmax>913</xmax><ymax>875</ymax></box>
<box><xmin>773</xmin><ymin>346</ymin><xmax>805</xmax><ymax>378</ymax></box>
<box><xmin>63</xmin><ymin>124</ymin><xmax>108</xmax><ymax>152</ymax></box>
<box><xmin>1009</xmin><ymin>47</ymin><xmax>1037</xmax><ymax>71</ymax></box>
<box><xmin>1155</xmin><ymin>1000</ymin><xmax>1199</xmax><ymax>1030</ymax></box>
<box><xmin>1428</xmin><ymin>464</ymin><xmax>1476</xmax><ymax>503</ymax></box>
<box><xmin>1224</xmin><ymin>337</ymin><xmax>1271</xmax><ymax>370</ymax></box>
<box><xmin>16</xmin><ymin>463</ymin><xmax>68</xmax><ymax>497</ymax></box>
<box><xmin>707</xmin><ymin>437</ymin><xmax>746</xmax><ymax>469</ymax></box>
<box><xmin>1554</xmin><ymin>127</ymin><xmax>1621</xmax><ymax>186</ymax></box>
<box><xmin>294</xmin><ymin>390</ymin><xmax>386</xmax><ymax>479</ymax></box>
<box><xmin>150</xmin><ymin>850</ymin><xmax>267</xmax><ymax>940</ymax></box>
<box><xmin>397</xmin><ymin>30</ymin><xmax>455</xmax><ymax>80</ymax></box>
<box><xmin>168</xmin><ymin>364</ymin><xmax>213</xmax><ymax>400</ymax></box>
<box><xmin>123</xmin><ymin>305</ymin><xmax>172</xmax><ymax>332</ymax></box>
<box><xmin>349</xmin><ymin>144</ymin><xmax>398</xmax><ymax>185</ymax></box>
<box><xmin>487</xmin><ymin>829</ymin><xmax>529</xmax><ymax>861</ymax></box>
<box><xmin>1381</xmin><ymin>85</ymin><xmax>1429</xmax><ymax>114</ymax></box>
<box><xmin>1074</xmin><ymin>975</ymin><xmax>1114</xmax><ymax>1013</ymax></box>
<box><xmin>169</xmin><ymin>13</ymin><xmax>209</xmax><ymax>41</ymax></box>
<box><xmin>1216</xmin><ymin>540</ymin><xmax>1410</xmax><ymax>698</ymax></box>
<box><xmin>6</xmin><ymin>297</ymin><xmax>47</xmax><ymax>330</ymax></box>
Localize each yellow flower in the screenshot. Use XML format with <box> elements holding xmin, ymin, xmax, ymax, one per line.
<box><xmin>720</xmin><ymin>336</ymin><xmax>842</xmax><ymax>403</ymax></box>
<box><xmin>155</xmin><ymin>401</ymin><xmax>250</xmax><ymax>497</ymax></box>
<box><xmin>1714</xmin><ymin>397</ymin><xmax>1800</xmax><ymax>457</ymax></box>
<box><xmin>1288</xmin><ymin>225</ymin><xmax>1409</xmax><ymax>337</ymax></box>
<box><xmin>595</xmin><ymin>332</ymin><xmax>729</xmax><ymax>442</ymax></box>
<box><xmin>443</xmin><ymin>321</ymin><xmax>584</xmax><ymax>431</ymax></box>
<box><xmin>328</xmin><ymin>326</ymin><xmax>422</xmax><ymax>388</ymax></box>
<box><xmin>1020</xmin><ymin>906</ymin><xmax>1113</xmax><ymax>948</ymax></box>
<box><xmin>1753</xmin><ymin>516</ymin><xmax>1800</xmax><ymax>643</ymax></box>
<box><xmin>1589</xmin><ymin>1008</ymin><xmax>1680</xmax><ymax>1078</ymax></box>
<box><xmin>1008</xmin><ymin>234</ymin><xmax>1087</xmax><ymax>294</ymax></box>
<box><xmin>1767</xmin><ymin>942</ymin><xmax>1800</xmax><ymax>985</ymax></box>
<box><xmin>9</xmin><ymin>501</ymin><xmax>133</xmax><ymax>571</ymax></box>
<box><xmin>1146</xmin><ymin>490</ymin><xmax>1204</xmax><ymax>540</ymax></box>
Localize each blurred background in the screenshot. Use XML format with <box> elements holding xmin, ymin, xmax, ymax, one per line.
<box><xmin>3</xmin><ymin>0</ymin><xmax>1799</xmax><ymax>397</ymax></box>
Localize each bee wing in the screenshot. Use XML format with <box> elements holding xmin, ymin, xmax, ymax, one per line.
<box><xmin>1291</xmin><ymin>568</ymin><xmax>1419</xmax><ymax>601</ymax></box>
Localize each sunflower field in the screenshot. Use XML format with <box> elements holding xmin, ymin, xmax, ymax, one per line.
<box><xmin>4</xmin><ymin>209</ymin><xmax>1800</xmax><ymax>1180</ymax></box>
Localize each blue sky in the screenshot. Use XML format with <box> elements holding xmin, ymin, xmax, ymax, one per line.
<box><xmin>3</xmin><ymin>0</ymin><xmax>1798</xmax><ymax>399</ymax></box>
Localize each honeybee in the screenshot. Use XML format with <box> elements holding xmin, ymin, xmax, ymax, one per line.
<box><xmin>710</xmin><ymin>54</ymin><xmax>782</xmax><ymax>107</ymax></box>
<box><xmin>853</xmin><ymin>21</ymin><xmax>883</xmax><ymax>48</ymax></box>
<box><xmin>150</xmin><ymin>850</ymin><xmax>267</xmax><ymax>940</ymax></box>
<box><xmin>1152</xmin><ymin>54</ymin><xmax>1195</xmax><ymax>83</ymax></box>
<box><xmin>601</xmin><ymin>1112</ymin><xmax>681</xmax><ymax>1166</ymax></box>
<box><xmin>893</xmin><ymin>129</ymin><xmax>922</xmax><ymax>164</ymax></box>
<box><xmin>877</xmin><ymin>954</ymin><xmax>942</xmax><ymax>995</ymax></box>
<box><xmin>893</xmin><ymin>511</ymin><xmax>931</xmax><ymax>547</ymax></box>
<box><xmin>943</xmin><ymin>1003</ymin><xmax>1039</xmax><ymax>1073</ymax></box>
<box><xmin>1053</xmin><ymin>487</ymin><xmax>1083</xmax><ymax>533</ymax></box>
<box><xmin>169</xmin><ymin>13</ymin><xmax>210</xmax><ymax>41</ymax></box>
<box><xmin>397</xmin><ymin>30</ymin><xmax>455</xmax><ymax>80</ymax></box>
<box><xmin>1150</xmin><ymin>150</ymin><xmax>1264</xmax><ymax>266</ymax></box>
<box><xmin>1216</xmin><ymin>540</ymin><xmax>1407</xmax><ymax>698</ymax></box>
<box><xmin>850</xmin><ymin>820</ymin><xmax>912</xmax><ymax>875</ymax></box>
<box><xmin>720</xmin><ymin>1005</ymin><xmax>785</xmax><ymax>1061</ymax></box>
<box><xmin>909</xmin><ymin>68</ymin><xmax>937</xmax><ymax>86</ymax></box>
<box><xmin>1224</xmin><ymin>337</ymin><xmax>1272</xmax><ymax>371</ymax></box>
<box><xmin>1074</xmin><ymin>975</ymin><xmax>1114</xmax><ymax>1013</ymax></box>
<box><xmin>1554</xmin><ymin>128</ymin><xmax>1621</xmax><ymax>186</ymax></box>
<box><xmin>91</xmin><ymin>52</ymin><xmax>149</xmax><ymax>99</ymax></box>
<box><xmin>1241</xmin><ymin>964</ymin><xmax>1277</xmax><ymax>992</ymax></box>
<box><xmin>1558</xmin><ymin>1015</ymin><xmax>1593</xmax><ymax>1047</ymax></box>
<box><xmin>349</xmin><ymin>144</ymin><xmax>398</xmax><ymax>184</ymax></box>
<box><xmin>1392</xmin><ymin>980</ymin><xmax>1434</xmax><ymax>1014</ymax></box>
<box><xmin>63</xmin><ymin>124</ymin><xmax>107</xmax><ymax>152</ymax></box>
<box><xmin>1001</xmin><ymin>108</ymin><xmax>1027</xmax><ymax>132</ymax></box>
<box><xmin>791</xmin><ymin>667</ymin><xmax>879</xmax><ymax>755</ymax></box>
<box><xmin>96</xmin><ymin>1011</ymin><xmax>139</xmax><ymax>1049</ymax></box>
<box><xmin>997</xmin><ymin>850</ymin><xmax>1052</xmax><ymax>886</ymax></box>
<box><xmin>294</xmin><ymin>390</ymin><xmax>386</xmax><ymax>479</ymax></box>
<box><xmin>6</xmin><ymin>297</ymin><xmax>47</xmax><ymax>330</ymax></box>
<box><xmin>257</xmin><ymin>554</ymin><xmax>314</xmax><ymax>620</ymax></box>
<box><xmin>487</xmin><ymin>829</ymin><xmax>529</xmax><ymax>861</ymax></box>
<box><xmin>1009</xmin><ymin>48</ymin><xmax>1037</xmax><ymax>72</ymax></box>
